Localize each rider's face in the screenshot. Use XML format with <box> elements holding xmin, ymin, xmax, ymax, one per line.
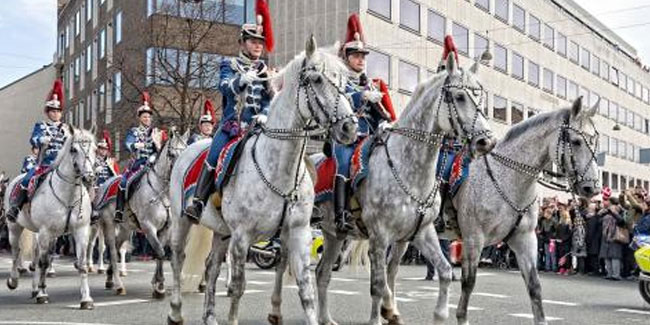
<box><xmin>200</xmin><ymin>122</ymin><xmax>214</xmax><ymax>136</ymax></box>
<box><xmin>139</xmin><ymin>113</ymin><xmax>152</xmax><ymax>127</ymax></box>
<box><xmin>242</xmin><ymin>38</ymin><xmax>264</xmax><ymax>59</ymax></box>
<box><xmin>346</xmin><ymin>52</ymin><xmax>366</xmax><ymax>73</ymax></box>
<box><xmin>97</xmin><ymin>147</ymin><xmax>108</xmax><ymax>157</ymax></box>
<box><xmin>47</xmin><ymin>109</ymin><xmax>62</xmax><ymax>122</ymax></box>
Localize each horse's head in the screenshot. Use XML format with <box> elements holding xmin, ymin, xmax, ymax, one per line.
<box><xmin>551</xmin><ymin>97</ymin><xmax>601</xmax><ymax>198</ymax></box>
<box><xmin>69</xmin><ymin>126</ymin><xmax>97</xmax><ymax>187</ymax></box>
<box><xmin>437</xmin><ymin>52</ymin><xmax>496</xmax><ymax>156</ymax></box>
<box><xmin>164</xmin><ymin>127</ymin><xmax>189</xmax><ymax>166</ymax></box>
<box><xmin>294</xmin><ymin>36</ymin><xmax>357</xmax><ymax>145</ymax></box>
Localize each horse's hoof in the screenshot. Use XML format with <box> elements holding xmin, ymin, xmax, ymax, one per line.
<box><xmin>17</xmin><ymin>267</ymin><xmax>28</xmax><ymax>275</ymax></box>
<box><xmin>80</xmin><ymin>301</ymin><xmax>94</xmax><ymax>310</ymax></box>
<box><xmin>167</xmin><ymin>315</ymin><xmax>184</xmax><ymax>325</ymax></box>
<box><xmin>36</xmin><ymin>296</ymin><xmax>49</xmax><ymax>304</ymax></box>
<box><xmin>116</xmin><ymin>287</ymin><xmax>127</xmax><ymax>296</ymax></box>
<box><xmin>6</xmin><ymin>278</ymin><xmax>17</xmax><ymax>290</ymax></box>
<box><xmin>380</xmin><ymin>306</ymin><xmax>393</xmax><ymax>320</ymax></box>
<box><xmin>197</xmin><ymin>283</ymin><xmax>206</xmax><ymax>293</ymax></box>
<box><xmin>88</xmin><ymin>267</ymin><xmax>95</xmax><ymax>273</ymax></box>
<box><xmin>152</xmin><ymin>289</ymin><xmax>166</xmax><ymax>300</ymax></box>
<box><xmin>388</xmin><ymin>315</ymin><xmax>405</xmax><ymax>325</ymax></box>
<box><xmin>119</xmin><ymin>270</ymin><xmax>127</xmax><ymax>277</ymax></box>
<box><xmin>267</xmin><ymin>314</ymin><xmax>283</xmax><ymax>325</ymax></box>
<box><xmin>98</xmin><ymin>269</ymin><xmax>106</xmax><ymax>275</ymax></box>
<box><xmin>46</xmin><ymin>272</ymin><xmax>56</xmax><ymax>278</ymax></box>
<box><xmin>28</xmin><ymin>264</ymin><xmax>35</xmax><ymax>272</ymax></box>
<box><xmin>105</xmin><ymin>281</ymin><xmax>114</xmax><ymax>290</ymax></box>
<box><xmin>31</xmin><ymin>291</ymin><xmax>38</xmax><ymax>298</ymax></box>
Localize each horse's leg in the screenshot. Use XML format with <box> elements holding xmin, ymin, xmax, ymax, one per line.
<box><xmin>34</xmin><ymin>231</ymin><xmax>53</xmax><ymax>304</ymax></box>
<box><xmin>202</xmin><ymin>234</ymin><xmax>229</xmax><ymax>325</ymax></box>
<box><xmin>87</xmin><ymin>225</ymin><xmax>98</xmax><ymax>273</ymax></box>
<box><xmin>198</xmin><ymin>250</ymin><xmax>212</xmax><ymax>293</ymax></box>
<box><xmin>103</xmin><ymin>218</ymin><xmax>125</xmax><ymax>294</ymax></box>
<box><xmin>268</xmin><ymin>231</ymin><xmax>289</xmax><ymax>325</ymax></box>
<box><xmin>315</xmin><ymin>230</ymin><xmax>345</xmax><ymax>325</ymax></box>
<box><xmin>228</xmin><ymin>232</ymin><xmax>251</xmax><ymax>325</ymax></box>
<box><xmin>225</xmin><ymin>251</ymin><xmax>231</xmax><ymax>288</ymax></box>
<box><xmin>6</xmin><ymin>223</ymin><xmax>24</xmax><ymax>290</ymax></box>
<box><xmin>456</xmin><ymin>237</ymin><xmax>483</xmax><ymax>325</ymax></box>
<box><xmin>119</xmin><ymin>239</ymin><xmax>128</xmax><ymax>277</ymax></box>
<box><xmin>152</xmin><ymin>224</ymin><xmax>171</xmax><ymax>299</ymax></box>
<box><xmin>74</xmin><ymin>224</ymin><xmax>94</xmax><ymax>309</ymax></box>
<box><xmin>413</xmin><ymin>224</ymin><xmax>452</xmax><ymax>324</ymax></box>
<box><xmin>30</xmin><ymin>236</ymin><xmax>40</xmax><ymax>297</ymax></box>
<box><xmin>97</xmin><ymin>227</ymin><xmax>107</xmax><ymax>273</ymax></box>
<box><xmin>287</xmin><ymin>223</ymin><xmax>317</xmax><ymax>325</ymax></box>
<box><xmin>381</xmin><ymin>242</ymin><xmax>409</xmax><ymax>325</ymax></box>
<box><xmin>368</xmin><ymin>235</ymin><xmax>390</xmax><ymax>325</ymax></box>
<box><xmin>509</xmin><ymin>231</ymin><xmax>547</xmax><ymax>325</ymax></box>
<box><xmin>168</xmin><ymin>216</ymin><xmax>193</xmax><ymax>325</ymax></box>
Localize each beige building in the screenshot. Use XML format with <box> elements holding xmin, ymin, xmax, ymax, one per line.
<box><xmin>271</xmin><ymin>0</ymin><xmax>650</xmax><ymax>196</ymax></box>
<box><xmin>0</xmin><ymin>65</ymin><xmax>56</xmax><ymax>176</ymax></box>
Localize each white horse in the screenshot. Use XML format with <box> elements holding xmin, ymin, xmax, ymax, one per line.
<box><xmin>270</xmin><ymin>52</ymin><xmax>496</xmax><ymax>325</ymax></box>
<box><xmin>4</xmin><ymin>126</ymin><xmax>97</xmax><ymax>309</ymax></box>
<box><xmin>93</xmin><ymin>129</ymin><xmax>188</xmax><ymax>296</ymax></box>
<box><xmin>167</xmin><ymin>36</ymin><xmax>358</xmax><ymax>325</ymax></box>
<box><xmin>86</xmin><ymin>224</ymin><xmax>107</xmax><ymax>273</ymax></box>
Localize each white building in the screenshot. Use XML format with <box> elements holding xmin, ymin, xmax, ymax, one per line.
<box><xmin>271</xmin><ymin>0</ymin><xmax>650</xmax><ymax>195</ymax></box>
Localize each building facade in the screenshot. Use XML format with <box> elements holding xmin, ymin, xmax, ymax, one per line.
<box><xmin>56</xmin><ymin>0</ymin><xmax>255</xmax><ymax>161</ymax></box>
<box><xmin>271</xmin><ymin>0</ymin><xmax>650</xmax><ymax>196</ymax></box>
<box><xmin>0</xmin><ymin>65</ymin><xmax>56</xmax><ymax>176</ymax></box>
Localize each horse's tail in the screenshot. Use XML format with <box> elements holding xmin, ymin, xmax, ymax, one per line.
<box><xmin>349</xmin><ymin>239</ymin><xmax>370</xmax><ymax>273</ymax></box>
<box><xmin>20</xmin><ymin>230</ymin><xmax>34</xmax><ymax>262</ymax></box>
<box><xmin>181</xmin><ymin>224</ymin><xmax>213</xmax><ymax>293</ymax></box>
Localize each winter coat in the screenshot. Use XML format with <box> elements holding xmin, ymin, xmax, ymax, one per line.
<box><xmin>572</xmin><ymin>214</ymin><xmax>587</xmax><ymax>257</ymax></box>
<box><xmin>556</xmin><ymin>222</ymin><xmax>573</xmax><ymax>259</ymax></box>
<box><xmin>599</xmin><ymin>209</ymin><xmax>625</xmax><ymax>260</ymax></box>
<box><xmin>586</xmin><ymin>212</ymin><xmax>602</xmax><ymax>256</ymax></box>
<box><xmin>537</xmin><ymin>217</ymin><xmax>557</xmax><ymax>244</ymax></box>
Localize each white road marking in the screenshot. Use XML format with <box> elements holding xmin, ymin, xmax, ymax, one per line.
<box><xmin>332</xmin><ymin>277</ymin><xmax>356</xmax><ymax>282</ymax></box>
<box><xmin>509</xmin><ymin>313</ymin><xmax>563</xmax><ymax>321</ymax></box>
<box><xmin>258</xmin><ymin>271</ymin><xmax>276</xmax><ymax>276</ymax></box>
<box><xmin>449</xmin><ymin>304</ymin><xmax>483</xmax><ymax>311</ymax></box>
<box><xmin>417</xmin><ymin>286</ymin><xmax>439</xmax><ymax>291</ymax></box>
<box><xmin>616</xmin><ymin>308</ymin><xmax>650</xmax><ymax>315</ymax></box>
<box><xmin>247</xmin><ymin>280</ymin><xmax>270</xmax><ymax>285</ymax></box>
<box><xmin>65</xmin><ymin>299</ymin><xmax>149</xmax><ymax>308</ymax></box>
<box><xmin>542</xmin><ymin>299</ymin><xmax>579</xmax><ymax>306</ymax></box>
<box><xmin>402</xmin><ymin>277</ymin><xmax>428</xmax><ymax>281</ymax></box>
<box><xmin>394</xmin><ymin>297</ymin><xmax>417</xmax><ymax>302</ymax></box>
<box><xmin>283</xmin><ymin>285</ymin><xmax>299</xmax><ymax>289</ymax></box>
<box><xmin>329</xmin><ymin>290</ymin><xmax>360</xmax><ymax>296</ymax></box>
<box><xmin>0</xmin><ymin>322</ymin><xmax>120</xmax><ymax>325</ymax></box>
<box><xmin>474</xmin><ymin>292</ymin><xmax>510</xmax><ymax>299</ymax></box>
<box><xmin>476</xmin><ymin>272</ymin><xmax>496</xmax><ymax>277</ymax></box>
<box><xmin>215</xmin><ymin>289</ymin><xmax>263</xmax><ymax>296</ymax></box>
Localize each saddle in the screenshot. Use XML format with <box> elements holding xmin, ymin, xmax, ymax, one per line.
<box><xmin>10</xmin><ymin>167</ymin><xmax>52</xmax><ymax>203</ymax></box>
<box><xmin>182</xmin><ymin>131</ymin><xmax>251</xmax><ymax>211</ymax></box>
<box><xmin>93</xmin><ymin>176</ymin><xmax>121</xmax><ymax>210</ymax></box>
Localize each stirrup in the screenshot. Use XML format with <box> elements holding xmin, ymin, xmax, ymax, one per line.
<box><xmin>335</xmin><ymin>211</ymin><xmax>354</xmax><ymax>234</ymax></box>
<box><xmin>114</xmin><ymin>211</ymin><xmax>124</xmax><ymax>223</ymax></box>
<box><xmin>184</xmin><ymin>201</ymin><xmax>203</xmax><ymax>225</ymax></box>
<box><xmin>6</xmin><ymin>207</ymin><xmax>19</xmax><ymax>223</ymax></box>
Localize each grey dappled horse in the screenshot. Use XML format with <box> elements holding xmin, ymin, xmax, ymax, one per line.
<box><xmin>92</xmin><ymin>129</ymin><xmax>188</xmax><ymax>296</ymax></box>
<box><xmin>167</xmin><ymin>36</ymin><xmax>358</xmax><ymax>325</ymax></box>
<box><xmin>4</xmin><ymin>126</ymin><xmax>97</xmax><ymax>309</ymax></box>
<box><xmin>437</xmin><ymin>97</ymin><xmax>600</xmax><ymax>325</ymax></box>
<box><xmin>281</xmin><ymin>52</ymin><xmax>496</xmax><ymax>325</ymax></box>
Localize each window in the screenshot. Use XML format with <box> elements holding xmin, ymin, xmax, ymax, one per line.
<box><xmin>618</xmin><ymin>107</ymin><xmax>627</xmax><ymax>124</ymax></box>
<box><xmin>369</xmin><ymin>0</ymin><xmax>391</xmax><ymax>19</ymax></box>
<box><xmin>494</xmin><ymin>95</ymin><xmax>507</xmax><ymax>123</ymax></box>
<box><xmin>602</xmin><ymin>171</ymin><xmax>610</xmax><ymax>187</ymax></box>
<box><xmin>113</xmin><ymin>72</ymin><xmax>122</xmax><ymax>103</ymax></box>
<box><xmin>475</xmin><ymin>0</ymin><xmax>489</xmax><ymax>12</ymax></box>
<box><xmin>367</xmin><ymin>49</ymin><xmax>391</xmax><ymax>85</ymax></box>
<box><xmin>599</xmin><ymin>98</ymin><xmax>609</xmax><ymax>116</ymax></box>
<box><xmin>569</xmin><ymin>41</ymin><xmax>579</xmax><ymax>63</ymax></box>
<box><xmin>601</xmin><ymin>61</ymin><xmax>610</xmax><ymax>80</ymax></box>
<box><xmin>543</xmin><ymin>24</ymin><xmax>554</xmax><ymax>49</ymax></box>
<box><xmin>74</xmin><ymin>56</ymin><xmax>80</xmax><ymax>80</ymax></box>
<box><xmin>528</xmin><ymin>61</ymin><xmax>539</xmax><ymax>87</ymax></box>
<box><xmin>512</xmin><ymin>52</ymin><xmax>524</xmax><ymax>80</ymax></box>
<box><xmin>591</xmin><ymin>55</ymin><xmax>600</xmax><ymax>76</ymax></box>
<box><xmin>556</xmin><ymin>75</ymin><xmax>566</xmax><ymax>98</ymax></box>
<box><xmin>612</xmin><ymin>173</ymin><xmax>619</xmax><ymax>190</ymax></box>
<box><xmin>527</xmin><ymin>107</ymin><xmax>536</xmax><ymax>119</ymax></box>
<box><xmin>636</xmin><ymin>82</ymin><xmax>642</xmax><ymax>99</ymax></box>
<box><xmin>495</xmin><ymin>0</ymin><xmax>509</xmax><ymax>23</ymax></box>
<box><xmin>398</xmin><ymin>60</ymin><xmax>419</xmax><ymax>93</ymax></box>
<box><xmin>543</xmin><ymin>68</ymin><xmax>553</xmax><ymax>93</ymax></box>
<box><xmin>224</xmin><ymin>0</ymin><xmax>246</xmax><ymax>24</ymax></box>
<box><xmin>628</xmin><ymin>78</ymin><xmax>635</xmax><ymax>95</ymax></box>
<box><xmin>636</xmin><ymin>113</ymin><xmax>643</xmax><ymax>131</ymax></box>
<box><xmin>452</xmin><ymin>23</ymin><xmax>468</xmax><ymax>55</ymax></box>
<box><xmin>557</xmin><ymin>33</ymin><xmax>567</xmax><ymax>56</ymax></box>
<box><xmin>511</xmin><ymin>102</ymin><xmax>524</xmax><ymax>124</ymax></box>
<box><xmin>75</xmin><ymin>10</ymin><xmax>80</xmax><ymax>36</ymax></box>
<box><xmin>86</xmin><ymin>43</ymin><xmax>92</xmax><ymax>72</ymax></box>
<box><xmin>427</xmin><ymin>10</ymin><xmax>445</xmax><ymax>43</ymax></box>
<box><xmin>568</xmin><ymin>81</ymin><xmax>577</xmax><ymax>101</ymax></box>
<box><xmin>529</xmin><ymin>15</ymin><xmax>541</xmax><ymax>41</ymax></box>
<box><xmin>86</xmin><ymin>0</ymin><xmax>92</xmax><ymax>22</ymax></box>
<box><xmin>579</xmin><ymin>87</ymin><xmax>589</xmax><ymax>107</ymax></box>
<box><xmin>98</xmin><ymin>83</ymin><xmax>105</xmax><ymax>112</ymax></box>
<box><xmin>494</xmin><ymin>43</ymin><xmax>507</xmax><ymax>72</ymax></box>
<box><xmin>590</xmin><ymin>92</ymin><xmax>599</xmax><ymax>108</ymax></box>
<box><xmin>99</xmin><ymin>28</ymin><xmax>106</xmax><ymax>59</ymax></box>
<box><xmin>609</xmin><ymin>102</ymin><xmax>618</xmax><ymax>120</ymax></box>
<box><xmin>513</xmin><ymin>4</ymin><xmax>525</xmax><ymax>32</ymax></box>
<box><xmin>620</xmin><ymin>72</ymin><xmax>627</xmax><ymax>90</ymax></box>
<box><xmin>627</xmin><ymin>110</ymin><xmax>634</xmax><ymax>128</ymax></box>
<box><xmin>474</xmin><ymin>33</ymin><xmax>489</xmax><ymax>62</ymax></box>
<box><xmin>65</xmin><ymin>26</ymin><xmax>70</xmax><ymax>49</ymax></box>
<box><xmin>400</xmin><ymin>0</ymin><xmax>420</xmax><ymax>33</ymax></box>
<box><xmin>115</xmin><ymin>11</ymin><xmax>122</xmax><ymax>45</ymax></box>
<box><xmin>58</xmin><ymin>32</ymin><xmax>65</xmax><ymax>56</ymax></box>
<box><xmin>619</xmin><ymin>142</ymin><xmax>626</xmax><ymax>160</ymax></box>
<box><xmin>610</xmin><ymin>66</ymin><xmax>619</xmax><ymax>86</ymax></box>
<box><xmin>643</xmin><ymin>87</ymin><xmax>649</xmax><ymax>103</ymax></box>
<box><xmin>580</xmin><ymin>48</ymin><xmax>590</xmax><ymax>70</ymax></box>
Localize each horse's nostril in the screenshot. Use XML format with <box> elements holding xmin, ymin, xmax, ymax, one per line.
<box><xmin>582</xmin><ymin>186</ymin><xmax>593</xmax><ymax>194</ymax></box>
<box><xmin>476</xmin><ymin>138</ymin><xmax>487</xmax><ymax>147</ymax></box>
<box><xmin>342</xmin><ymin>121</ymin><xmax>355</xmax><ymax>133</ymax></box>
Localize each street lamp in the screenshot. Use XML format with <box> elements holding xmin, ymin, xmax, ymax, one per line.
<box><xmin>613</xmin><ymin>123</ymin><xmax>621</xmax><ymax>131</ymax></box>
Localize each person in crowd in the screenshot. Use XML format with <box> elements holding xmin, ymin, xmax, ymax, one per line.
<box><xmin>537</xmin><ymin>206</ymin><xmax>558</xmax><ymax>272</ymax></box>
<box><xmin>599</xmin><ymin>197</ymin><xmax>625</xmax><ymax>281</ymax></box>
<box><xmin>571</xmin><ymin>205</ymin><xmax>588</xmax><ymax>275</ymax></box>
<box><xmin>556</xmin><ymin>206</ymin><xmax>573</xmax><ymax>275</ymax></box>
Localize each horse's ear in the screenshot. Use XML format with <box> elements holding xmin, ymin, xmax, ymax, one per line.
<box><xmin>306</xmin><ymin>34</ymin><xmax>317</xmax><ymax>59</ymax></box>
<box><xmin>446</xmin><ymin>52</ymin><xmax>458</xmax><ymax>75</ymax></box>
<box><xmin>587</xmin><ymin>98</ymin><xmax>599</xmax><ymax>118</ymax></box>
<box><xmin>571</xmin><ymin>96</ymin><xmax>583</xmax><ymax>119</ymax></box>
<box><xmin>182</xmin><ymin>129</ymin><xmax>190</xmax><ymax>141</ymax></box>
<box><xmin>89</xmin><ymin>124</ymin><xmax>96</xmax><ymax>135</ymax></box>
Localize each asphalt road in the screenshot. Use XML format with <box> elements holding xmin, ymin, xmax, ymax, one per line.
<box><xmin>0</xmin><ymin>254</ymin><xmax>649</xmax><ymax>325</ymax></box>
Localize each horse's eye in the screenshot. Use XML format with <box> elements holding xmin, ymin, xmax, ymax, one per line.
<box><xmin>572</xmin><ymin>139</ymin><xmax>581</xmax><ymax>147</ymax></box>
<box><xmin>310</xmin><ymin>74</ymin><xmax>323</xmax><ymax>84</ymax></box>
<box><xmin>455</xmin><ymin>94</ymin><xmax>465</xmax><ymax>102</ymax></box>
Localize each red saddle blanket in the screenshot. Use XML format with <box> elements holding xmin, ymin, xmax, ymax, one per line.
<box><xmin>93</xmin><ymin>176</ymin><xmax>121</xmax><ymax>210</ymax></box>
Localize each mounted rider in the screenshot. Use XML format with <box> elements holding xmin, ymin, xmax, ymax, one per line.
<box><xmin>188</xmin><ymin>100</ymin><xmax>217</xmax><ymax>145</ymax></box>
<box><xmin>114</xmin><ymin>92</ymin><xmax>165</xmax><ymax>222</ymax></box>
<box><xmin>332</xmin><ymin>14</ymin><xmax>396</xmax><ymax>235</ymax></box>
<box><xmin>91</xmin><ymin>131</ymin><xmax>120</xmax><ymax>222</ymax></box>
<box><xmin>183</xmin><ymin>0</ymin><xmax>275</xmax><ymax>224</ymax></box>
<box><xmin>6</xmin><ymin>79</ymin><xmax>69</xmax><ymax>222</ymax></box>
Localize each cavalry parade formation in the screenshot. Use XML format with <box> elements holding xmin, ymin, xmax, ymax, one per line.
<box><xmin>1</xmin><ymin>0</ymin><xmax>650</xmax><ymax>324</ymax></box>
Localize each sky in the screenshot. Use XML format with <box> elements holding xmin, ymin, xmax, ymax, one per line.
<box><xmin>1</xmin><ymin>1</ymin><xmax>650</xmax><ymax>88</ymax></box>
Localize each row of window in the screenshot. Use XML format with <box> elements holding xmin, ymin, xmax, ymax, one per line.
<box><xmin>59</xmin><ymin>1</ymin><xmax>119</xmax><ymax>58</ymax></box>
<box><xmin>600</xmin><ymin>134</ymin><xmax>640</xmax><ymax>163</ymax></box>
<box><xmin>145</xmin><ymin>47</ymin><xmax>229</xmax><ymax>89</ymax></box>
<box><xmin>147</xmin><ymin>0</ymin><xmax>256</xmax><ymax>25</ymax></box>
<box><xmin>602</xmin><ymin>171</ymin><xmax>649</xmax><ymax>193</ymax></box>
<box><xmin>66</xmin><ymin>70</ymin><xmax>120</xmax><ymax>129</ymax></box>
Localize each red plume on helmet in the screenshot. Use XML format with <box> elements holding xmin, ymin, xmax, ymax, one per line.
<box><xmin>373</xmin><ymin>78</ymin><xmax>396</xmax><ymax>122</ymax></box>
<box><xmin>102</xmin><ymin>130</ymin><xmax>113</xmax><ymax>152</ymax></box>
<box><xmin>345</xmin><ymin>14</ymin><xmax>365</xmax><ymax>44</ymax></box>
<box><xmin>45</xmin><ymin>79</ymin><xmax>64</xmax><ymax>111</ymax></box>
<box><xmin>442</xmin><ymin>35</ymin><xmax>459</xmax><ymax>63</ymax></box>
<box><xmin>201</xmin><ymin>99</ymin><xmax>217</xmax><ymax>125</ymax></box>
<box><xmin>137</xmin><ymin>91</ymin><xmax>153</xmax><ymax>115</ymax></box>
<box><xmin>142</xmin><ymin>92</ymin><xmax>150</xmax><ymax>106</ymax></box>
<box><xmin>255</xmin><ymin>0</ymin><xmax>274</xmax><ymax>52</ymax></box>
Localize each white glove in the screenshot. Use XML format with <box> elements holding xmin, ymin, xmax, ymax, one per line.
<box><xmin>253</xmin><ymin>115</ymin><xmax>268</xmax><ymax>125</ymax></box>
<box><xmin>94</xmin><ymin>166</ymin><xmax>103</xmax><ymax>174</ymax></box>
<box><xmin>239</xmin><ymin>70</ymin><xmax>257</xmax><ymax>87</ymax></box>
<box><xmin>378</xmin><ymin>121</ymin><xmax>392</xmax><ymax>133</ymax></box>
<box><xmin>134</xmin><ymin>142</ymin><xmax>145</xmax><ymax>150</ymax></box>
<box><xmin>40</xmin><ymin>136</ymin><xmax>51</xmax><ymax>146</ymax></box>
<box><xmin>148</xmin><ymin>155</ymin><xmax>157</xmax><ymax>165</ymax></box>
<box><xmin>363</xmin><ymin>90</ymin><xmax>384</xmax><ymax>103</ymax></box>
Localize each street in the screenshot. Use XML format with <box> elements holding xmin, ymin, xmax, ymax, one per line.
<box><xmin>0</xmin><ymin>254</ymin><xmax>649</xmax><ymax>325</ymax></box>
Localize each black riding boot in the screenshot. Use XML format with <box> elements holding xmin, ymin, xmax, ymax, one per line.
<box><xmin>6</xmin><ymin>186</ymin><xmax>28</xmax><ymax>223</ymax></box>
<box><xmin>183</xmin><ymin>165</ymin><xmax>215</xmax><ymax>224</ymax></box>
<box><xmin>114</xmin><ymin>188</ymin><xmax>126</xmax><ymax>223</ymax></box>
<box><xmin>334</xmin><ymin>176</ymin><xmax>353</xmax><ymax>236</ymax></box>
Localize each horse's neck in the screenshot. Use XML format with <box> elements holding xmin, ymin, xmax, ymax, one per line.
<box><xmin>48</xmin><ymin>148</ymin><xmax>80</xmax><ymax>200</ymax></box>
<box><xmin>149</xmin><ymin>148</ymin><xmax>170</xmax><ymax>190</ymax></box>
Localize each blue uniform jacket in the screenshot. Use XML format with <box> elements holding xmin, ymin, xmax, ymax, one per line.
<box><xmin>188</xmin><ymin>133</ymin><xmax>211</xmax><ymax>145</ymax></box>
<box><xmin>20</xmin><ymin>155</ymin><xmax>37</xmax><ymax>174</ymax></box>
<box><xmin>125</xmin><ymin>125</ymin><xmax>158</xmax><ymax>163</ymax></box>
<box><xmin>29</xmin><ymin>121</ymin><xmax>68</xmax><ymax>167</ymax></box>
<box><xmin>345</xmin><ymin>75</ymin><xmax>389</xmax><ymax>137</ymax></box>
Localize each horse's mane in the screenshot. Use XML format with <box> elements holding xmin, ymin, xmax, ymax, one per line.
<box><xmin>398</xmin><ymin>70</ymin><xmax>447</xmax><ymax>122</ymax></box>
<box><xmin>272</xmin><ymin>43</ymin><xmax>348</xmax><ymax>94</ymax></box>
<box><xmin>501</xmin><ymin>108</ymin><xmax>570</xmax><ymax>144</ymax></box>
